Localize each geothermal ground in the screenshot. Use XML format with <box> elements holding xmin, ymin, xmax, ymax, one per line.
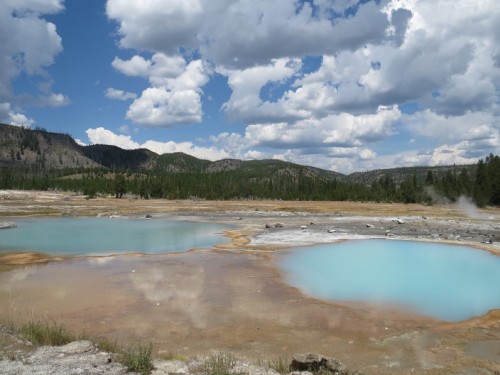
<box><xmin>0</xmin><ymin>190</ymin><xmax>499</xmax><ymax>374</ymax></box>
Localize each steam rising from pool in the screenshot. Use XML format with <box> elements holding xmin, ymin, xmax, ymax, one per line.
<box><xmin>456</xmin><ymin>196</ymin><xmax>498</xmax><ymax>219</ymax></box>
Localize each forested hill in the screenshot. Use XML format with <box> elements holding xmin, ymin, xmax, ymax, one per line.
<box><xmin>1</xmin><ymin>123</ymin><xmax>499</xmax><ymax>206</ymax></box>
<box><xmin>0</xmin><ymin>123</ymin><xmax>99</xmax><ymax>169</ymax></box>
<box><xmin>0</xmin><ymin>123</ymin><xmax>343</xmax><ymax>178</ymax></box>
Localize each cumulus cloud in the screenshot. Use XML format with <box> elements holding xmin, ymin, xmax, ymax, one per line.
<box><xmin>0</xmin><ymin>0</ymin><xmax>65</xmax><ymax>127</ymax></box>
<box><xmin>105</xmin><ymin>88</ymin><xmax>137</xmax><ymax>101</ymax></box>
<box><xmin>107</xmin><ymin>0</ymin><xmax>394</xmax><ymax>68</ymax></box>
<box><xmin>404</xmin><ymin>110</ymin><xmax>499</xmax><ymax>147</ymax></box>
<box><xmin>0</xmin><ymin>1</ymin><xmax>63</xmax><ymax>97</ymax></box>
<box><xmin>111</xmin><ymin>54</ymin><xmax>209</xmax><ymax>127</ymax></box>
<box><xmin>106</xmin><ymin>0</ymin><xmax>203</xmax><ymax>53</ymax></box>
<box><xmin>244</xmin><ymin>106</ymin><xmax>401</xmax><ymax>149</ymax></box>
<box><xmin>103</xmin><ymin>0</ymin><xmax>500</xmax><ymax>171</ymax></box>
<box><xmin>85</xmin><ymin>127</ymin><xmax>229</xmax><ymax>161</ymax></box>
<box><xmin>220</xmin><ymin>58</ymin><xmax>303</xmax><ymax>123</ymax></box>
<box><xmin>86</xmin><ymin>127</ymin><xmax>140</xmax><ymax>149</ymax></box>
<box><xmin>39</xmin><ymin>92</ymin><xmax>70</xmax><ymax>107</ymax></box>
<box><xmin>0</xmin><ymin>103</ymin><xmax>34</xmax><ymax>127</ymax></box>
<box><xmin>200</xmin><ymin>0</ymin><xmax>390</xmax><ymax>68</ymax></box>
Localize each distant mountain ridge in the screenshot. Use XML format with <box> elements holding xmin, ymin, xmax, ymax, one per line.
<box><xmin>0</xmin><ymin>123</ymin><xmax>475</xmax><ymax>185</ymax></box>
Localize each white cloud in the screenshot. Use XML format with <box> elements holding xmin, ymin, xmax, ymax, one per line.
<box><xmin>103</xmin><ymin>0</ymin><xmax>500</xmax><ymax>171</ymax></box>
<box><xmin>85</xmin><ymin>127</ymin><xmax>229</xmax><ymax>161</ymax></box>
<box><xmin>220</xmin><ymin>58</ymin><xmax>302</xmax><ymax>123</ymax></box>
<box><xmin>398</xmin><ymin>143</ymin><xmax>481</xmax><ymax>167</ymax></box>
<box><xmin>0</xmin><ymin>102</ymin><xmax>34</xmax><ymax>127</ymax></box>
<box><xmin>0</xmin><ymin>0</ymin><xmax>63</xmax><ymax>99</ymax></box>
<box><xmin>3</xmin><ymin>0</ymin><xmax>63</xmax><ymax>14</ymax></box>
<box><xmin>107</xmin><ymin>0</ymin><xmax>395</xmax><ymax>68</ymax></box>
<box><xmin>201</xmin><ymin>0</ymin><xmax>390</xmax><ymax>68</ymax></box>
<box><xmin>244</xmin><ymin>106</ymin><xmax>401</xmax><ymax>148</ymax></box>
<box><xmin>118</xmin><ymin>124</ymin><xmax>130</xmax><ymax>134</ymax></box>
<box><xmin>141</xmin><ymin>140</ymin><xmax>229</xmax><ymax>161</ymax></box>
<box><xmin>40</xmin><ymin>92</ymin><xmax>69</xmax><ymax>107</ymax></box>
<box><xmin>86</xmin><ymin>127</ymin><xmax>140</xmax><ymax>149</ymax></box>
<box><xmin>404</xmin><ymin>110</ymin><xmax>499</xmax><ymax>145</ymax></box>
<box><xmin>106</xmin><ymin>0</ymin><xmax>203</xmax><ymax>53</ymax></box>
<box><xmin>105</xmin><ymin>88</ymin><xmax>137</xmax><ymax>101</ymax></box>
<box><xmin>126</xmin><ymin>86</ymin><xmax>203</xmax><ymax>127</ymax></box>
<box><xmin>115</xmin><ymin>56</ymin><xmax>209</xmax><ymax>127</ymax></box>
<box><xmin>111</xmin><ymin>55</ymin><xmax>151</xmax><ymax>78</ymax></box>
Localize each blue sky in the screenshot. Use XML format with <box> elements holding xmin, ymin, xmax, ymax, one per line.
<box><xmin>1</xmin><ymin>0</ymin><xmax>499</xmax><ymax>173</ymax></box>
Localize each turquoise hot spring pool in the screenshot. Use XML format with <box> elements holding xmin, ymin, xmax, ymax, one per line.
<box><xmin>0</xmin><ymin>217</ymin><xmax>229</xmax><ymax>256</ymax></box>
<box><xmin>277</xmin><ymin>239</ymin><xmax>500</xmax><ymax>322</ymax></box>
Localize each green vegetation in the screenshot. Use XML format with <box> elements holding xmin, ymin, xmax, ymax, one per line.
<box><xmin>19</xmin><ymin>320</ymin><xmax>73</xmax><ymax>346</ymax></box>
<box><xmin>1</xmin><ymin>123</ymin><xmax>499</xmax><ymax>207</ymax></box>
<box><xmin>121</xmin><ymin>343</ymin><xmax>154</xmax><ymax>374</ymax></box>
<box><xmin>3</xmin><ymin>155</ymin><xmax>499</xmax><ymax>206</ymax></box>
<box><xmin>201</xmin><ymin>352</ymin><xmax>239</xmax><ymax>375</ymax></box>
<box><xmin>256</xmin><ymin>355</ymin><xmax>290</xmax><ymax>374</ymax></box>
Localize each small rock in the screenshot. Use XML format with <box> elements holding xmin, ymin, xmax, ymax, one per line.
<box><xmin>0</xmin><ymin>222</ymin><xmax>17</xmax><ymax>229</ymax></box>
<box><xmin>145</xmin><ymin>214</ymin><xmax>153</xmax><ymax>219</ymax></box>
<box><xmin>274</xmin><ymin>223</ymin><xmax>284</xmax><ymax>228</ymax></box>
<box><xmin>366</xmin><ymin>224</ymin><xmax>374</xmax><ymax>228</ymax></box>
<box><xmin>152</xmin><ymin>359</ymin><xmax>189</xmax><ymax>374</ymax></box>
<box><xmin>300</xmin><ymin>225</ymin><xmax>308</xmax><ymax>230</ymax></box>
<box><xmin>265</xmin><ymin>223</ymin><xmax>273</xmax><ymax>229</ymax></box>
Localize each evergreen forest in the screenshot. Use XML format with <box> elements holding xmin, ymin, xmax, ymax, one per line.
<box><xmin>1</xmin><ymin>153</ymin><xmax>499</xmax><ymax>207</ymax></box>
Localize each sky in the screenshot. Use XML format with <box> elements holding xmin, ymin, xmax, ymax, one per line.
<box><xmin>1</xmin><ymin>0</ymin><xmax>499</xmax><ymax>174</ymax></box>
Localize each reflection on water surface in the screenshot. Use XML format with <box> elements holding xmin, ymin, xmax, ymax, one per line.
<box><xmin>0</xmin><ymin>217</ymin><xmax>229</xmax><ymax>256</ymax></box>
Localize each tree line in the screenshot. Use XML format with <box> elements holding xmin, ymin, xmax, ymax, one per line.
<box><xmin>1</xmin><ymin>154</ymin><xmax>499</xmax><ymax>206</ymax></box>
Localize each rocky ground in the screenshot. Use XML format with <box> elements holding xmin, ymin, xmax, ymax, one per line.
<box><xmin>0</xmin><ymin>325</ymin><xmax>361</xmax><ymax>375</ymax></box>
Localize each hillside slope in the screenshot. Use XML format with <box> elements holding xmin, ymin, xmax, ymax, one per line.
<box><xmin>0</xmin><ymin>124</ymin><xmax>98</xmax><ymax>169</ymax></box>
<box><xmin>0</xmin><ymin>123</ymin><xmax>478</xmax><ymax>188</ymax></box>
<box><xmin>0</xmin><ymin>124</ymin><xmax>344</xmax><ymax>181</ymax></box>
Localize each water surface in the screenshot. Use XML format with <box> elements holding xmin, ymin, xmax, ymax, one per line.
<box><xmin>0</xmin><ymin>217</ymin><xmax>228</xmax><ymax>256</ymax></box>
<box><xmin>278</xmin><ymin>239</ymin><xmax>500</xmax><ymax>322</ymax></box>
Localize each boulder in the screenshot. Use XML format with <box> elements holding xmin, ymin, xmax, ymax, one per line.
<box><xmin>0</xmin><ymin>340</ymin><xmax>128</xmax><ymax>374</ymax></box>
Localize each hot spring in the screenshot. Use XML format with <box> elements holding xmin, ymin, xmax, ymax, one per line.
<box><xmin>0</xmin><ymin>217</ymin><xmax>229</xmax><ymax>256</ymax></box>
<box><xmin>278</xmin><ymin>239</ymin><xmax>500</xmax><ymax>322</ymax></box>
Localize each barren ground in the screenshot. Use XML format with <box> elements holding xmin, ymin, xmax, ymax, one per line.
<box><xmin>0</xmin><ymin>190</ymin><xmax>499</xmax><ymax>374</ymax></box>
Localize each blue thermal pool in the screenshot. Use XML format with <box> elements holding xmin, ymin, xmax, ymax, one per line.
<box><xmin>0</xmin><ymin>217</ymin><xmax>229</xmax><ymax>256</ymax></box>
<box><xmin>277</xmin><ymin>239</ymin><xmax>500</xmax><ymax>322</ymax></box>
